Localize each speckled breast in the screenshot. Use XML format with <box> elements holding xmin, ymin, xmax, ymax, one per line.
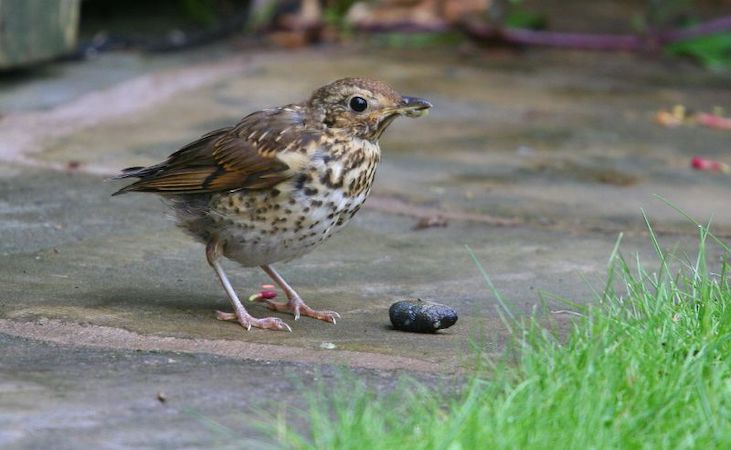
<box><xmin>201</xmin><ymin>139</ymin><xmax>381</xmax><ymax>267</ymax></box>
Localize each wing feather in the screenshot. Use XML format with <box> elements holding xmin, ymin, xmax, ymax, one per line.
<box><xmin>113</xmin><ymin>106</ymin><xmax>310</xmax><ymax>196</ymax></box>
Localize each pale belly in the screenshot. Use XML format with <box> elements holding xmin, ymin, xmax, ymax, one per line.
<box><xmin>173</xmin><ymin>185</ymin><xmax>369</xmax><ymax>267</ymax></box>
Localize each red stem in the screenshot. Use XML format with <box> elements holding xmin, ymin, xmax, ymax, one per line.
<box><xmin>659</xmin><ymin>16</ymin><xmax>731</xmax><ymax>42</ymax></box>
<box><xmin>495</xmin><ymin>27</ymin><xmax>645</xmax><ymax>51</ymax></box>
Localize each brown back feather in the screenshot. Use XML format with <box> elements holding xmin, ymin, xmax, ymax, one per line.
<box><xmin>113</xmin><ymin>106</ymin><xmax>309</xmax><ymax>195</ymax></box>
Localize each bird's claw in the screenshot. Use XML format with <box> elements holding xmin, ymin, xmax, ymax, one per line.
<box><xmin>295</xmin><ymin>305</ymin><xmax>340</xmax><ymax>324</ymax></box>
<box><xmin>251</xmin><ymin>297</ymin><xmax>340</xmax><ymax>325</ymax></box>
<box><xmin>215</xmin><ymin>310</ymin><xmax>292</xmax><ymax>332</ymax></box>
<box><xmin>313</xmin><ymin>310</ymin><xmax>340</xmax><ymax>324</ymax></box>
<box><xmin>264</xmin><ymin>318</ymin><xmax>292</xmax><ymax>332</ymax></box>
<box><xmin>215</xmin><ymin>310</ymin><xmax>238</xmax><ymax>321</ymax></box>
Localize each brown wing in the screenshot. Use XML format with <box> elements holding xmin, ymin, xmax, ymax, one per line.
<box><xmin>113</xmin><ymin>106</ymin><xmax>311</xmax><ymax>195</ymax></box>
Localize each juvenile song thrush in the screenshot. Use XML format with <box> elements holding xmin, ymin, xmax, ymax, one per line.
<box><xmin>114</xmin><ymin>78</ymin><xmax>431</xmax><ymax>332</ymax></box>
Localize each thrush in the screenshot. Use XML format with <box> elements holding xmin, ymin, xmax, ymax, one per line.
<box><xmin>113</xmin><ymin>78</ymin><xmax>431</xmax><ymax>332</ymax></box>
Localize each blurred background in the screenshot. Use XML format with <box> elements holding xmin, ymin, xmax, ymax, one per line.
<box><xmin>1</xmin><ymin>0</ymin><xmax>730</xmax><ymax>70</ymax></box>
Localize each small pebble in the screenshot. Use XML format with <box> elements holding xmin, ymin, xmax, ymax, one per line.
<box><xmin>389</xmin><ymin>299</ymin><xmax>458</xmax><ymax>333</ymax></box>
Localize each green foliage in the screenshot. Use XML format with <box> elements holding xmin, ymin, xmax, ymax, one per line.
<box><xmin>370</xmin><ymin>31</ymin><xmax>464</xmax><ymax>49</ymax></box>
<box><xmin>180</xmin><ymin>0</ymin><xmax>219</xmax><ymax>26</ymax></box>
<box><xmin>666</xmin><ymin>33</ymin><xmax>731</xmax><ymax>70</ymax></box>
<box><xmin>503</xmin><ymin>10</ymin><xmax>546</xmax><ymax>30</ymax></box>
<box><xmin>79</xmin><ymin>0</ymin><xmax>249</xmax><ymax>36</ymax></box>
<box><xmin>322</xmin><ymin>0</ymin><xmax>357</xmax><ymax>36</ymax></box>
<box><xmin>642</xmin><ymin>0</ymin><xmax>694</xmax><ymax>29</ymax></box>
<box><xmin>322</xmin><ymin>0</ymin><xmax>359</xmax><ymax>21</ymax></box>
<box><xmin>280</xmin><ymin>218</ymin><xmax>731</xmax><ymax>449</ymax></box>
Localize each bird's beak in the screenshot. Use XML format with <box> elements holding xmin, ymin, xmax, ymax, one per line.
<box><xmin>398</xmin><ymin>96</ymin><xmax>433</xmax><ymax>118</ymax></box>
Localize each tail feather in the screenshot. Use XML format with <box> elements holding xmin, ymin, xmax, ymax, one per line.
<box><xmin>113</xmin><ymin>166</ymin><xmax>148</xmax><ymax>180</ymax></box>
<box><xmin>111</xmin><ymin>166</ymin><xmax>156</xmax><ymax>196</ymax></box>
<box><xmin>111</xmin><ymin>185</ymin><xmax>133</xmax><ymax>196</ymax></box>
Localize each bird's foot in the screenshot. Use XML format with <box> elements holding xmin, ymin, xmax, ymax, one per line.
<box><xmin>252</xmin><ymin>296</ymin><xmax>340</xmax><ymax>324</ymax></box>
<box><xmin>215</xmin><ymin>310</ymin><xmax>292</xmax><ymax>332</ymax></box>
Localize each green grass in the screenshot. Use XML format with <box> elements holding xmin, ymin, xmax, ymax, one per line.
<box><xmin>279</xmin><ymin>218</ymin><xmax>731</xmax><ymax>449</ymax></box>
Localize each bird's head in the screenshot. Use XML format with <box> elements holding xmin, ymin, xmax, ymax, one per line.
<box><xmin>307</xmin><ymin>77</ymin><xmax>432</xmax><ymax>141</ymax></box>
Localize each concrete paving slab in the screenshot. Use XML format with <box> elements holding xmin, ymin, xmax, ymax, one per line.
<box><xmin>0</xmin><ymin>333</ymin><xmax>445</xmax><ymax>450</ymax></box>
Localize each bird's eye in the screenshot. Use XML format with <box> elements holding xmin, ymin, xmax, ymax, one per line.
<box><xmin>349</xmin><ymin>96</ymin><xmax>368</xmax><ymax>113</ymax></box>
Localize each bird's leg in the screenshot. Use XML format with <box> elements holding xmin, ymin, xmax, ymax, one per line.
<box><xmin>257</xmin><ymin>265</ymin><xmax>341</xmax><ymax>324</ymax></box>
<box><xmin>206</xmin><ymin>239</ymin><xmax>291</xmax><ymax>332</ymax></box>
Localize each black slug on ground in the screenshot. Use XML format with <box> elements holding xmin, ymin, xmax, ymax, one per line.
<box><xmin>389</xmin><ymin>299</ymin><xmax>458</xmax><ymax>333</ymax></box>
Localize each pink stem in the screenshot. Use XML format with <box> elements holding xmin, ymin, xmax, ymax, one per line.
<box><xmin>659</xmin><ymin>16</ymin><xmax>731</xmax><ymax>42</ymax></box>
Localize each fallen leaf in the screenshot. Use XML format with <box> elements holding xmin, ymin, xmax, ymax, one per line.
<box><xmin>413</xmin><ymin>215</ymin><xmax>448</xmax><ymax>230</ymax></box>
